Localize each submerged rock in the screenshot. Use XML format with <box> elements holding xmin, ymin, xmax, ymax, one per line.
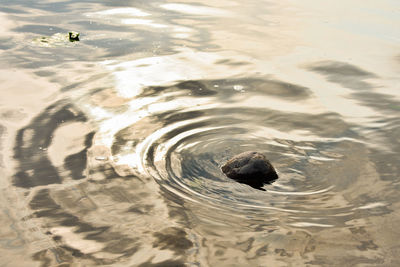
<box><xmin>221</xmin><ymin>151</ymin><xmax>278</xmax><ymax>190</ymax></box>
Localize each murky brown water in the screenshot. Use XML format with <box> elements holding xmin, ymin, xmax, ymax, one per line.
<box><xmin>1</xmin><ymin>0</ymin><xmax>400</xmax><ymax>266</ymax></box>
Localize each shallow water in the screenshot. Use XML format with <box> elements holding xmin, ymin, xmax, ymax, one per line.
<box><xmin>1</xmin><ymin>0</ymin><xmax>400</xmax><ymax>266</ymax></box>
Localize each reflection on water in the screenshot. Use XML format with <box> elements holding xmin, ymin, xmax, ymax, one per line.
<box><xmin>1</xmin><ymin>0</ymin><xmax>400</xmax><ymax>266</ymax></box>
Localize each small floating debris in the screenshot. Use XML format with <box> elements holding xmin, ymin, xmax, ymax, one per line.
<box><xmin>95</xmin><ymin>156</ymin><xmax>108</xmax><ymax>161</ymax></box>
<box><xmin>221</xmin><ymin>151</ymin><xmax>278</xmax><ymax>190</ymax></box>
<box><xmin>31</xmin><ymin>31</ymin><xmax>81</xmax><ymax>47</ymax></box>
<box><xmin>233</xmin><ymin>85</ymin><xmax>243</xmax><ymax>91</ymax></box>
<box><xmin>233</xmin><ymin>85</ymin><xmax>245</xmax><ymax>92</ymax></box>
<box><xmin>68</xmin><ymin>31</ymin><xmax>80</xmax><ymax>42</ymax></box>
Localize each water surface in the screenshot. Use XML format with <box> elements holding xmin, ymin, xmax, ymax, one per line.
<box><xmin>0</xmin><ymin>0</ymin><xmax>399</xmax><ymax>266</ymax></box>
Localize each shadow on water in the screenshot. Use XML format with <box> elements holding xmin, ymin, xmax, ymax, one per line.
<box><xmin>13</xmin><ymin>101</ymin><xmax>93</xmax><ymax>188</ymax></box>
<box><xmin>8</xmin><ymin>97</ymin><xmax>197</xmax><ymax>265</ymax></box>
<box><xmin>307</xmin><ymin>60</ymin><xmax>378</xmax><ymax>90</ymax></box>
<box><xmin>307</xmin><ymin>60</ymin><xmax>400</xmax><ymax>200</ymax></box>
<box><xmin>307</xmin><ymin>60</ymin><xmax>400</xmax><ymax>115</ymax></box>
<box><xmin>141</xmin><ymin>78</ymin><xmax>312</xmax><ymax>100</ymax></box>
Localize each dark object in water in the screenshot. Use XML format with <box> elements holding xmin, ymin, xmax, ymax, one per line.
<box><xmin>68</xmin><ymin>31</ymin><xmax>80</xmax><ymax>42</ymax></box>
<box><xmin>221</xmin><ymin>151</ymin><xmax>278</xmax><ymax>190</ymax></box>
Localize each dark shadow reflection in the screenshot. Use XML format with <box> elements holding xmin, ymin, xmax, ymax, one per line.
<box><xmin>140</xmin><ymin>78</ymin><xmax>312</xmax><ymax>100</ymax></box>
<box><xmin>13</xmin><ymin>101</ymin><xmax>92</xmax><ymax>188</ymax></box>
<box><xmin>307</xmin><ymin>60</ymin><xmax>378</xmax><ymax>90</ymax></box>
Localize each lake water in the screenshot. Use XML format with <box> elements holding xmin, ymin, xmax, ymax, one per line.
<box><xmin>1</xmin><ymin>0</ymin><xmax>399</xmax><ymax>266</ymax></box>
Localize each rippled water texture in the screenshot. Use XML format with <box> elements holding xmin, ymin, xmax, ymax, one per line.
<box><xmin>1</xmin><ymin>0</ymin><xmax>400</xmax><ymax>266</ymax></box>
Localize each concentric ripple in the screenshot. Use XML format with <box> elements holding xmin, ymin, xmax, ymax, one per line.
<box><xmin>103</xmin><ymin>78</ymin><xmax>378</xmax><ymax>226</ymax></box>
